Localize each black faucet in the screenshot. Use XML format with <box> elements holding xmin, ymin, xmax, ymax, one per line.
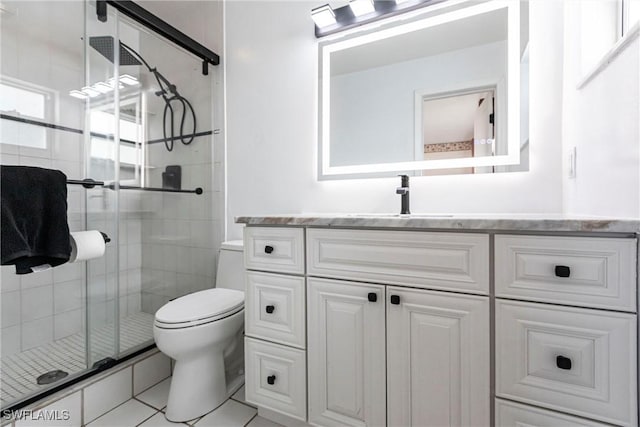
<box><xmin>396</xmin><ymin>174</ymin><xmax>410</xmax><ymax>215</ymax></box>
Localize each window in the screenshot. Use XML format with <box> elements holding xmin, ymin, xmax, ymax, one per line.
<box><xmin>623</xmin><ymin>0</ymin><xmax>640</xmax><ymax>35</ymax></box>
<box><xmin>579</xmin><ymin>0</ymin><xmax>639</xmax><ymax>82</ymax></box>
<box><xmin>0</xmin><ymin>80</ymin><xmax>51</xmax><ymax>149</ymax></box>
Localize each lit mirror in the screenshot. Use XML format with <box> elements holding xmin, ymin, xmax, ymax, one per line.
<box><xmin>319</xmin><ymin>0</ymin><xmax>529</xmax><ymax>179</ymax></box>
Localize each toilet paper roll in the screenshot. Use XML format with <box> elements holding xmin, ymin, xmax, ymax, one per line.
<box><xmin>69</xmin><ymin>230</ymin><xmax>106</xmax><ymax>263</ymax></box>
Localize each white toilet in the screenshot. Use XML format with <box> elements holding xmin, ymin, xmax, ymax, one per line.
<box><xmin>153</xmin><ymin>241</ymin><xmax>245</xmax><ymax>422</ymax></box>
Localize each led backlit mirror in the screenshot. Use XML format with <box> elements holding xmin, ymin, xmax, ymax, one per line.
<box><xmin>319</xmin><ymin>0</ymin><xmax>529</xmax><ymax>179</ymax></box>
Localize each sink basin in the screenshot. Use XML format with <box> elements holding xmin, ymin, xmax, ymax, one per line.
<box><xmin>346</xmin><ymin>213</ymin><xmax>454</xmax><ymax>218</ymax></box>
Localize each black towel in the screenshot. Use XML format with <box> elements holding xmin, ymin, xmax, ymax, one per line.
<box><xmin>1</xmin><ymin>166</ymin><xmax>71</xmax><ymax>274</ymax></box>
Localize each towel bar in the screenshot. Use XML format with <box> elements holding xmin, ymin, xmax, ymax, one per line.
<box><xmin>66</xmin><ymin>178</ymin><xmax>203</xmax><ymax>195</ymax></box>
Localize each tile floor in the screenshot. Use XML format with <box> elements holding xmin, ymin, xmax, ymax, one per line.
<box><xmin>1</xmin><ymin>312</ymin><xmax>155</xmax><ymax>407</ymax></box>
<box><xmin>87</xmin><ymin>382</ymin><xmax>283</xmax><ymax>427</ymax></box>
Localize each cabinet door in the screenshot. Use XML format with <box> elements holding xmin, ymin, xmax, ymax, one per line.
<box><xmin>387</xmin><ymin>287</ymin><xmax>490</xmax><ymax>427</ymax></box>
<box><xmin>308</xmin><ymin>278</ymin><xmax>386</xmax><ymax>427</ymax></box>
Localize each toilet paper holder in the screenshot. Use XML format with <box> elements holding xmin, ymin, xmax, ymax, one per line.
<box><xmin>99</xmin><ymin>232</ymin><xmax>111</xmax><ymax>244</ymax></box>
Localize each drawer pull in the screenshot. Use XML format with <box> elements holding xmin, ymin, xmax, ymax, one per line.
<box><xmin>367</xmin><ymin>292</ymin><xmax>377</xmax><ymax>302</ymax></box>
<box><xmin>556</xmin><ymin>355</ymin><xmax>572</xmax><ymax>370</ymax></box>
<box><xmin>267</xmin><ymin>375</ymin><xmax>276</xmax><ymax>385</ymax></box>
<box><xmin>390</xmin><ymin>295</ymin><xmax>401</xmax><ymax>305</ymax></box>
<box><xmin>554</xmin><ymin>265</ymin><xmax>571</xmax><ymax>278</ymax></box>
<box><xmin>264</xmin><ymin>245</ymin><xmax>274</xmax><ymax>254</ymax></box>
<box><xmin>265</xmin><ymin>305</ymin><xmax>275</xmax><ymax>314</ymax></box>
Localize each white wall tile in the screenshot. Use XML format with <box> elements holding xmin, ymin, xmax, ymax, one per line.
<box><xmin>127</xmin><ymin>220</ymin><xmax>142</xmax><ymax>244</ymax></box>
<box><xmin>1</xmin><ymin>325</ymin><xmax>21</xmax><ymax>357</ymax></box>
<box><xmin>129</xmin><ymin>244</ymin><xmax>142</xmax><ymax>269</ymax></box>
<box><xmin>51</xmin><ymin>159</ymin><xmax>80</xmax><ymax>179</ymax></box>
<box><xmin>52</xmin><ymin>262</ymin><xmax>83</xmax><ymax>283</ymax></box>
<box><xmin>83</xmin><ymin>366</ymin><xmax>132</xmax><ymax>424</ymax></box>
<box><xmin>18</xmin><ymin>155</ymin><xmax>52</xmax><ymax>168</ymax></box>
<box><xmin>128</xmin><ymin>269</ymin><xmax>142</xmax><ymax>294</ymax></box>
<box><xmin>20</xmin><ymin>269</ymin><xmax>53</xmax><ymax>289</ymax></box>
<box><xmin>1</xmin><ymin>290</ymin><xmax>21</xmax><ymax>327</ymax></box>
<box><xmin>118</xmin><ymin>271</ymin><xmax>128</xmax><ymax>297</ymax></box>
<box><xmin>119</xmin><ymin>245</ymin><xmax>128</xmax><ymax>270</ymax></box>
<box><xmin>22</xmin><ymin>317</ymin><xmax>53</xmax><ymax>351</ymax></box>
<box><xmin>87</xmin><ymin>275</ymin><xmax>107</xmax><ymax>303</ymax></box>
<box><xmin>1</xmin><ymin>266</ymin><xmax>21</xmax><ymax>293</ymax></box>
<box><xmin>53</xmin><ymin>280</ymin><xmax>83</xmax><ymax>314</ymax></box>
<box><xmin>21</xmin><ymin>285</ymin><xmax>53</xmax><ymax>322</ymax></box>
<box><xmin>119</xmin><ymin>296</ymin><xmax>128</xmax><ymax>318</ymax></box>
<box><xmin>133</xmin><ymin>352</ymin><xmax>171</xmax><ymax>395</ymax></box>
<box><xmin>54</xmin><ymin>309</ymin><xmax>82</xmax><ymax>340</ymax></box>
<box><xmin>51</xmin><ymin>136</ymin><xmax>82</xmax><ymax>163</ymax></box>
<box><xmin>127</xmin><ymin>293</ymin><xmax>141</xmax><ymax>315</ymax></box>
<box><xmin>15</xmin><ymin>391</ymin><xmax>82</xmax><ymax>427</ymax></box>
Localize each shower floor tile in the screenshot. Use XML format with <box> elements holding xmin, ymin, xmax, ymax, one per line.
<box><xmin>1</xmin><ymin>312</ymin><xmax>155</xmax><ymax>408</ymax></box>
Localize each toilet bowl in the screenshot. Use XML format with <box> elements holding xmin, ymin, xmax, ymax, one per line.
<box><xmin>153</xmin><ymin>241</ymin><xmax>245</xmax><ymax>422</ymax></box>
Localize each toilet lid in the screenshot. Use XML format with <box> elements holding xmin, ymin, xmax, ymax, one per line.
<box><xmin>155</xmin><ymin>288</ymin><xmax>244</xmax><ymax>325</ymax></box>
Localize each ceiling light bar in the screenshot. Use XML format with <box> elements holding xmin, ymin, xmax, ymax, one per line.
<box><xmin>311</xmin><ymin>4</ymin><xmax>337</xmax><ymax>28</ymax></box>
<box><xmin>311</xmin><ymin>0</ymin><xmax>446</xmax><ymax>38</ymax></box>
<box><xmin>69</xmin><ymin>90</ymin><xmax>88</xmax><ymax>100</ymax></box>
<box><xmin>81</xmin><ymin>86</ymin><xmax>101</xmax><ymax>97</ymax></box>
<box><xmin>119</xmin><ymin>74</ymin><xmax>140</xmax><ymax>86</ymax></box>
<box><xmin>93</xmin><ymin>82</ymin><xmax>113</xmax><ymax>93</ymax></box>
<box><xmin>349</xmin><ymin>0</ymin><xmax>375</xmax><ymax>17</ymax></box>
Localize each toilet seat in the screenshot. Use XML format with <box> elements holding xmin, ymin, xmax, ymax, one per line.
<box><xmin>155</xmin><ymin>288</ymin><xmax>244</xmax><ymax>329</ymax></box>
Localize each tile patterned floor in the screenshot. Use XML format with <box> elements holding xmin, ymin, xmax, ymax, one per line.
<box><xmin>1</xmin><ymin>312</ymin><xmax>155</xmax><ymax>407</ymax></box>
<box><xmin>88</xmin><ymin>382</ymin><xmax>283</xmax><ymax>427</ymax></box>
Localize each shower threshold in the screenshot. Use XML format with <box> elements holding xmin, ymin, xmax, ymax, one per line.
<box><xmin>1</xmin><ymin>312</ymin><xmax>155</xmax><ymax>408</ymax></box>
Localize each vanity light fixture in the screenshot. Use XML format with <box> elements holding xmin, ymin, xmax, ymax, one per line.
<box><xmin>311</xmin><ymin>4</ymin><xmax>337</xmax><ymax>28</ymax></box>
<box><xmin>349</xmin><ymin>0</ymin><xmax>375</xmax><ymax>17</ymax></box>
<box><xmin>312</xmin><ymin>0</ymin><xmax>446</xmax><ymax>37</ymax></box>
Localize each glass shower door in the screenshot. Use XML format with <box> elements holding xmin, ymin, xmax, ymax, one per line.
<box><xmin>85</xmin><ymin>0</ymin><xmax>121</xmax><ymax>368</ymax></box>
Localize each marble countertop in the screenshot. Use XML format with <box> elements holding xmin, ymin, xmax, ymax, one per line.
<box><xmin>235</xmin><ymin>214</ymin><xmax>640</xmax><ymax>234</ymax></box>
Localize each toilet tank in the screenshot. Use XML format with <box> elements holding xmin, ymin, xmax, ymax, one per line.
<box><xmin>216</xmin><ymin>240</ymin><xmax>244</xmax><ymax>291</ymax></box>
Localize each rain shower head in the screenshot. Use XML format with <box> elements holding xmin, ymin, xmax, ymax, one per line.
<box><xmin>89</xmin><ymin>36</ymin><xmax>142</xmax><ymax>66</ymax></box>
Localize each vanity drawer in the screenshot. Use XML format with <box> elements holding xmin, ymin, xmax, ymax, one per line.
<box><xmin>307</xmin><ymin>228</ymin><xmax>489</xmax><ymax>294</ymax></box>
<box><xmin>496</xmin><ymin>300</ymin><xmax>637</xmax><ymax>426</ymax></box>
<box><xmin>244</xmin><ymin>227</ymin><xmax>305</xmax><ymax>275</ymax></box>
<box><xmin>245</xmin><ymin>272</ymin><xmax>306</xmax><ymax>349</ymax></box>
<box><xmin>496</xmin><ymin>399</ymin><xmax>610</xmax><ymax>426</ymax></box>
<box><xmin>245</xmin><ymin>338</ymin><xmax>307</xmax><ymax>421</ymax></box>
<box><xmin>495</xmin><ymin>235</ymin><xmax>637</xmax><ymax>311</ymax></box>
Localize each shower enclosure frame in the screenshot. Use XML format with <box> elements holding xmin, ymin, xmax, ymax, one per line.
<box><xmin>1</xmin><ymin>0</ymin><xmax>220</xmax><ymax>412</ymax></box>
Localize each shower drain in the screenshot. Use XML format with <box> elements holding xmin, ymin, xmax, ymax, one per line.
<box><xmin>36</xmin><ymin>370</ymin><xmax>69</xmax><ymax>385</ymax></box>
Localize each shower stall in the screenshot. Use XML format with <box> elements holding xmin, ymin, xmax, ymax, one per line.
<box><xmin>0</xmin><ymin>0</ymin><xmax>223</xmax><ymax>409</ymax></box>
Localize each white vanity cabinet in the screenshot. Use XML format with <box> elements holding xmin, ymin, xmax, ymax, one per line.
<box><xmin>243</xmin><ymin>227</ymin><xmax>307</xmax><ymax>421</ymax></box>
<box><xmin>307</xmin><ymin>278</ymin><xmax>386</xmax><ymax>427</ymax></box>
<box><xmin>306</xmin><ymin>228</ymin><xmax>491</xmax><ymax>427</ymax></box>
<box><xmin>240</xmin><ymin>222</ymin><xmax>638</xmax><ymax>427</ymax></box>
<box><xmin>386</xmin><ymin>286</ymin><xmax>490</xmax><ymax>426</ymax></box>
<box><xmin>495</xmin><ymin>234</ymin><xmax>638</xmax><ymax>427</ymax></box>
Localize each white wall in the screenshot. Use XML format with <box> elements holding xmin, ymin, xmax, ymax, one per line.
<box><xmin>562</xmin><ymin>1</ymin><xmax>640</xmax><ymax>218</ymax></box>
<box><xmin>225</xmin><ymin>1</ymin><xmax>565</xmax><ymax>239</ymax></box>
